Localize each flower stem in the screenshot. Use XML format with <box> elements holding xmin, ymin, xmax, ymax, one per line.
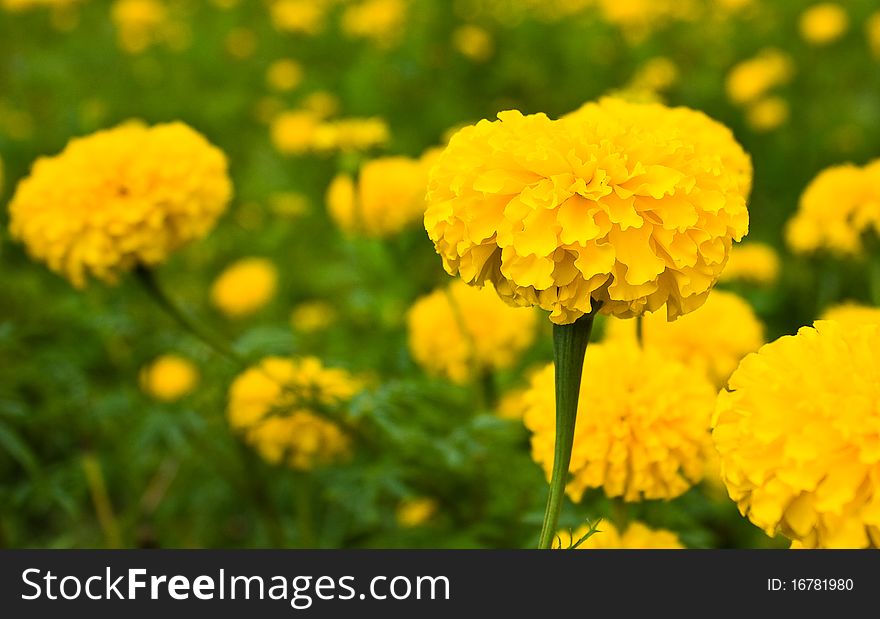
<box><xmin>537</xmin><ymin>312</ymin><xmax>596</xmax><ymax>549</ymax></box>
<box><xmin>134</xmin><ymin>265</ymin><xmax>247</xmax><ymax>368</ymax></box>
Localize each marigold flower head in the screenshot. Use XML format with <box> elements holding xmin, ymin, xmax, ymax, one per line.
<box><xmin>227</xmin><ymin>356</ymin><xmax>360</xmax><ymax>470</ymax></box>
<box><xmin>311</xmin><ymin>117</ymin><xmax>390</xmax><ymax>153</ymax></box>
<box><xmin>290</xmin><ymin>300</ymin><xmax>337</xmax><ymax>333</ymax></box>
<box><xmin>341</xmin><ymin>0</ymin><xmax>408</xmax><ymax>47</ymax></box>
<box><xmin>425</xmin><ymin>97</ymin><xmax>751</xmax><ymax>325</ymax></box>
<box><xmin>407</xmin><ymin>281</ymin><xmax>537</xmax><ymax>384</ymax></box>
<box><xmin>820</xmin><ymin>302</ymin><xmax>880</xmax><ymax>327</ymax></box>
<box><xmin>111</xmin><ymin>0</ymin><xmax>168</xmax><ymax>54</ymax></box>
<box><xmin>524</xmin><ymin>343</ymin><xmax>715</xmax><ymax>502</ymax></box>
<box><xmin>210</xmin><ymin>257</ymin><xmax>279</xmax><ymax>318</ymax></box>
<box><xmin>140</xmin><ymin>354</ymin><xmax>199</xmax><ymax>402</ymax></box>
<box><xmin>745</xmin><ymin>96</ymin><xmax>789</xmax><ymax>133</ymax></box>
<box><xmin>9</xmin><ymin>122</ymin><xmax>231</xmax><ymax>288</ymax></box>
<box><xmin>396</xmin><ymin>497</ymin><xmax>438</xmax><ymax>527</ymax></box>
<box><xmin>726</xmin><ymin>49</ymin><xmax>793</xmax><ymax>106</ymax></box>
<box><xmin>605</xmin><ymin>290</ymin><xmax>764</xmax><ymax>387</ymax></box>
<box><xmin>718</xmin><ymin>241</ymin><xmax>780</xmax><ymax>285</ymax></box>
<box><xmin>326</xmin><ymin>155</ymin><xmax>429</xmax><ymax>237</ymax></box>
<box><xmin>270</xmin><ymin>0</ymin><xmax>328</xmax><ymax>35</ymax></box>
<box><xmin>799</xmin><ymin>3</ymin><xmax>848</xmax><ymax>46</ymax></box>
<box><xmin>628</xmin><ymin>57</ymin><xmax>679</xmax><ymax>94</ymax></box>
<box><xmin>559</xmin><ymin>521</ymin><xmax>684</xmax><ymax>549</ymax></box>
<box><xmin>713</xmin><ymin>321</ymin><xmax>880</xmax><ymax>548</ymax></box>
<box><xmin>266</xmin><ymin>58</ymin><xmax>303</xmax><ymax>93</ymax></box>
<box><xmin>270</xmin><ymin>110</ymin><xmax>321</xmax><ymax>155</ymax></box>
<box><xmin>452</xmin><ymin>24</ymin><xmax>493</xmax><ymax>62</ymax></box>
<box><xmin>785</xmin><ymin>160</ymin><xmax>880</xmax><ymax>257</ymax></box>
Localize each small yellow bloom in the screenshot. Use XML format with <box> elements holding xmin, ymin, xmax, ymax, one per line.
<box><xmin>301</xmin><ymin>91</ymin><xmax>340</xmax><ymax>119</ymax></box>
<box><xmin>799</xmin><ymin>3</ymin><xmax>848</xmax><ymax>46</ymax></box>
<box><xmin>140</xmin><ymin>354</ymin><xmax>199</xmax><ymax>402</ymax></box>
<box><xmin>227</xmin><ymin>357</ymin><xmax>360</xmax><ymax>470</ymax></box>
<box><xmin>270</xmin><ymin>0</ymin><xmax>328</xmax><ymax>35</ymax></box>
<box><xmin>266</xmin><ymin>58</ymin><xmax>304</xmax><ymax>93</ymax></box>
<box><xmin>629</xmin><ymin>57</ymin><xmax>678</xmax><ymax>94</ymax></box>
<box><xmin>210</xmin><ymin>258</ymin><xmax>279</xmax><ymax>318</ymax></box>
<box><xmin>9</xmin><ymin>122</ymin><xmax>231</xmax><ymax>288</ymax></box>
<box><xmin>270</xmin><ymin>110</ymin><xmax>321</xmax><ymax>155</ymax></box>
<box><xmin>111</xmin><ymin>0</ymin><xmax>168</xmax><ymax>54</ymax></box>
<box><xmin>820</xmin><ymin>301</ymin><xmax>880</xmax><ymax>327</ymax></box>
<box><xmin>726</xmin><ymin>49</ymin><xmax>793</xmax><ymax>106</ymax></box>
<box><xmin>407</xmin><ymin>282</ymin><xmax>537</xmax><ymax>384</ymax></box>
<box><xmin>452</xmin><ymin>25</ymin><xmax>493</xmax><ymax>62</ymax></box>
<box><xmin>745</xmin><ymin>96</ymin><xmax>789</xmax><ymax>133</ymax></box>
<box><xmin>290</xmin><ymin>301</ymin><xmax>337</xmax><ymax>333</ymax></box>
<box><xmin>396</xmin><ymin>497</ymin><xmax>438</xmax><ymax>527</ymax></box>
<box><xmin>559</xmin><ymin>521</ymin><xmax>684</xmax><ymax>549</ymax></box>
<box><xmin>718</xmin><ymin>242</ymin><xmax>780</xmax><ymax>285</ymax></box>
<box><xmin>341</xmin><ymin>0</ymin><xmax>408</xmax><ymax>47</ymax></box>
<box><xmin>311</xmin><ymin>117</ymin><xmax>390</xmax><ymax>153</ymax></box>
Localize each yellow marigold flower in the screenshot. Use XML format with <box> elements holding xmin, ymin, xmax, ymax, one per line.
<box><xmin>270</xmin><ymin>109</ymin><xmax>321</xmax><ymax>155</ymax></box>
<box><xmin>341</xmin><ymin>0</ymin><xmax>408</xmax><ymax>47</ymax></box>
<box><xmin>396</xmin><ymin>497</ymin><xmax>438</xmax><ymax>527</ymax></box>
<box><xmin>425</xmin><ymin>97</ymin><xmax>751</xmax><ymax>325</ymax></box>
<box><xmin>290</xmin><ymin>300</ymin><xmax>337</xmax><ymax>333</ymax></box>
<box><xmin>9</xmin><ymin>122</ymin><xmax>231</xmax><ymax>288</ymax></box>
<box><xmin>523</xmin><ymin>343</ymin><xmax>715</xmax><ymax>502</ymax></box>
<box><xmin>311</xmin><ymin>117</ymin><xmax>390</xmax><ymax>153</ymax></box>
<box><xmin>718</xmin><ymin>241</ymin><xmax>780</xmax><ymax>285</ymax></box>
<box><xmin>868</xmin><ymin>12</ymin><xmax>880</xmax><ymax>60</ymax></box>
<box><xmin>820</xmin><ymin>301</ymin><xmax>880</xmax><ymax>327</ymax></box>
<box><xmin>785</xmin><ymin>160</ymin><xmax>880</xmax><ymax>257</ymax></box>
<box><xmin>270</xmin><ymin>0</ymin><xmax>328</xmax><ymax>35</ymax></box>
<box><xmin>452</xmin><ymin>24</ymin><xmax>493</xmax><ymax>62</ymax></box>
<box><xmin>713</xmin><ymin>321</ymin><xmax>880</xmax><ymax>548</ymax></box>
<box><xmin>559</xmin><ymin>521</ymin><xmax>684</xmax><ymax>549</ymax></box>
<box><xmin>629</xmin><ymin>57</ymin><xmax>679</xmax><ymax>94</ymax></box>
<box><xmin>139</xmin><ymin>354</ymin><xmax>199</xmax><ymax>402</ymax></box>
<box><xmin>799</xmin><ymin>3</ymin><xmax>848</xmax><ymax>46</ymax></box>
<box><xmin>745</xmin><ymin>96</ymin><xmax>789</xmax><ymax>133</ymax></box>
<box><xmin>725</xmin><ymin>49</ymin><xmax>793</xmax><ymax>106</ymax></box>
<box><xmin>407</xmin><ymin>281</ymin><xmax>537</xmax><ymax>384</ymax></box>
<box><xmin>605</xmin><ymin>290</ymin><xmax>764</xmax><ymax>387</ymax></box>
<box><xmin>266</xmin><ymin>58</ymin><xmax>303</xmax><ymax>92</ymax></box>
<box><xmin>227</xmin><ymin>356</ymin><xmax>360</xmax><ymax>470</ymax></box>
<box><xmin>111</xmin><ymin>0</ymin><xmax>168</xmax><ymax>54</ymax></box>
<box><xmin>210</xmin><ymin>257</ymin><xmax>279</xmax><ymax>318</ymax></box>
<box><xmin>326</xmin><ymin>155</ymin><xmax>428</xmax><ymax>237</ymax></box>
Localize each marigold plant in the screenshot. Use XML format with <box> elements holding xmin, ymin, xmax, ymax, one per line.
<box><xmin>559</xmin><ymin>521</ymin><xmax>684</xmax><ymax>549</ymax></box>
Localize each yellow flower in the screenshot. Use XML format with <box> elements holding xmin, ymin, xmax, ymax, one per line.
<box><xmin>523</xmin><ymin>343</ymin><xmax>715</xmax><ymax>502</ymax></box>
<box><xmin>452</xmin><ymin>25</ymin><xmax>493</xmax><ymax>62</ymax></box>
<box><xmin>140</xmin><ymin>354</ymin><xmax>199</xmax><ymax>402</ymax></box>
<box><xmin>301</xmin><ymin>90</ymin><xmax>340</xmax><ymax>119</ymax></box>
<box><xmin>605</xmin><ymin>290</ymin><xmax>764</xmax><ymax>387</ymax></box>
<box><xmin>270</xmin><ymin>0</ymin><xmax>328</xmax><ymax>35</ymax></box>
<box><xmin>425</xmin><ymin>97</ymin><xmax>751</xmax><ymax>325</ymax></box>
<box><xmin>785</xmin><ymin>160</ymin><xmax>880</xmax><ymax>257</ymax></box>
<box><xmin>227</xmin><ymin>356</ymin><xmax>360</xmax><ymax>470</ymax></box>
<box><xmin>326</xmin><ymin>155</ymin><xmax>428</xmax><ymax>237</ymax></box>
<box><xmin>725</xmin><ymin>49</ymin><xmax>793</xmax><ymax>106</ymax></box>
<box><xmin>270</xmin><ymin>110</ymin><xmax>321</xmax><ymax>155</ymax></box>
<box><xmin>407</xmin><ymin>281</ymin><xmax>538</xmax><ymax>384</ymax></box>
<box><xmin>799</xmin><ymin>3</ymin><xmax>848</xmax><ymax>46</ymax></box>
<box><xmin>868</xmin><ymin>12</ymin><xmax>880</xmax><ymax>61</ymax></box>
<box><xmin>628</xmin><ymin>57</ymin><xmax>679</xmax><ymax>94</ymax></box>
<box><xmin>559</xmin><ymin>521</ymin><xmax>684</xmax><ymax>549</ymax></box>
<box><xmin>210</xmin><ymin>257</ymin><xmax>279</xmax><ymax>318</ymax></box>
<box><xmin>745</xmin><ymin>96</ymin><xmax>789</xmax><ymax>133</ymax></box>
<box><xmin>341</xmin><ymin>0</ymin><xmax>408</xmax><ymax>47</ymax></box>
<box><xmin>718</xmin><ymin>241</ymin><xmax>780</xmax><ymax>285</ymax></box>
<box><xmin>311</xmin><ymin>117</ymin><xmax>390</xmax><ymax>153</ymax></box>
<box><xmin>820</xmin><ymin>301</ymin><xmax>880</xmax><ymax>327</ymax></box>
<box><xmin>111</xmin><ymin>0</ymin><xmax>168</xmax><ymax>54</ymax></box>
<box><xmin>266</xmin><ymin>58</ymin><xmax>304</xmax><ymax>92</ymax></box>
<box><xmin>396</xmin><ymin>497</ymin><xmax>438</xmax><ymax>527</ymax></box>
<box><xmin>713</xmin><ymin>321</ymin><xmax>880</xmax><ymax>548</ymax></box>
<box><xmin>9</xmin><ymin>122</ymin><xmax>231</xmax><ymax>288</ymax></box>
<box><xmin>290</xmin><ymin>300</ymin><xmax>337</xmax><ymax>333</ymax></box>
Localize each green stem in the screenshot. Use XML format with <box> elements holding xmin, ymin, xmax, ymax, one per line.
<box><xmin>134</xmin><ymin>265</ymin><xmax>247</xmax><ymax>368</ymax></box>
<box><xmin>537</xmin><ymin>312</ymin><xmax>596</xmax><ymax>549</ymax></box>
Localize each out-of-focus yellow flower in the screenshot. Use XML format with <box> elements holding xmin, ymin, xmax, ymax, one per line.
<box><xmin>452</xmin><ymin>24</ymin><xmax>493</xmax><ymax>62</ymax></box>
<box><xmin>725</xmin><ymin>49</ymin><xmax>793</xmax><ymax>106</ymax></box>
<box><xmin>523</xmin><ymin>343</ymin><xmax>715</xmax><ymax>502</ymax></box>
<box><xmin>559</xmin><ymin>521</ymin><xmax>684</xmax><ymax>549</ymax></box>
<box><xmin>227</xmin><ymin>357</ymin><xmax>360</xmax><ymax>470</ymax></box>
<box><xmin>140</xmin><ymin>354</ymin><xmax>199</xmax><ymax>402</ymax></box>
<box><xmin>301</xmin><ymin>90</ymin><xmax>340</xmax><ymax>119</ymax></box>
<box><xmin>799</xmin><ymin>3</ymin><xmax>848</xmax><ymax>46</ymax></box>
<box><xmin>425</xmin><ymin>98</ymin><xmax>751</xmax><ymax>325</ymax></box>
<box><xmin>326</xmin><ymin>155</ymin><xmax>428</xmax><ymax>237</ymax></box>
<box><xmin>311</xmin><ymin>117</ymin><xmax>390</xmax><ymax>153</ymax></box>
<box><xmin>225</xmin><ymin>27</ymin><xmax>258</xmax><ymax>59</ymax></box>
<box><xmin>111</xmin><ymin>0</ymin><xmax>168</xmax><ymax>54</ymax></box>
<box><xmin>605</xmin><ymin>290</ymin><xmax>764</xmax><ymax>387</ymax></box>
<box><xmin>745</xmin><ymin>96</ymin><xmax>789</xmax><ymax>133</ymax></box>
<box><xmin>718</xmin><ymin>242</ymin><xmax>780</xmax><ymax>285</ymax></box>
<box><xmin>868</xmin><ymin>12</ymin><xmax>880</xmax><ymax>60</ymax></box>
<box><xmin>266</xmin><ymin>58</ymin><xmax>303</xmax><ymax>92</ymax></box>
<box><xmin>396</xmin><ymin>497</ymin><xmax>438</xmax><ymax>527</ymax></box>
<box><xmin>210</xmin><ymin>258</ymin><xmax>279</xmax><ymax>318</ymax></box>
<box><xmin>290</xmin><ymin>300</ymin><xmax>337</xmax><ymax>333</ymax></box>
<box><xmin>270</xmin><ymin>110</ymin><xmax>321</xmax><ymax>155</ymax></box>
<box><xmin>594</xmin><ymin>0</ymin><xmax>696</xmax><ymax>40</ymax></box>
<box><xmin>8</xmin><ymin>122</ymin><xmax>231</xmax><ymax>288</ymax></box>
<box><xmin>785</xmin><ymin>160</ymin><xmax>880</xmax><ymax>257</ymax></box>
<box><xmin>341</xmin><ymin>0</ymin><xmax>408</xmax><ymax>47</ymax></box>
<box><xmin>713</xmin><ymin>321</ymin><xmax>880</xmax><ymax>548</ymax></box>
<box><xmin>820</xmin><ymin>301</ymin><xmax>880</xmax><ymax>327</ymax></box>
<box><xmin>628</xmin><ymin>57</ymin><xmax>679</xmax><ymax>94</ymax></box>
<box><xmin>407</xmin><ymin>281</ymin><xmax>537</xmax><ymax>384</ymax></box>
<box><xmin>270</xmin><ymin>0</ymin><xmax>328</xmax><ymax>35</ymax></box>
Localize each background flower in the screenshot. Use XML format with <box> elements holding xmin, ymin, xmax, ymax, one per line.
<box><xmin>559</xmin><ymin>521</ymin><xmax>684</xmax><ymax>549</ymax></box>
<box><xmin>210</xmin><ymin>257</ymin><xmax>279</xmax><ymax>318</ymax></box>
<box><xmin>139</xmin><ymin>354</ymin><xmax>199</xmax><ymax>402</ymax></box>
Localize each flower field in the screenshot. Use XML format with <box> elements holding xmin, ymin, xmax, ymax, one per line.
<box><xmin>1</xmin><ymin>0</ymin><xmax>879</xmax><ymax>549</ymax></box>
